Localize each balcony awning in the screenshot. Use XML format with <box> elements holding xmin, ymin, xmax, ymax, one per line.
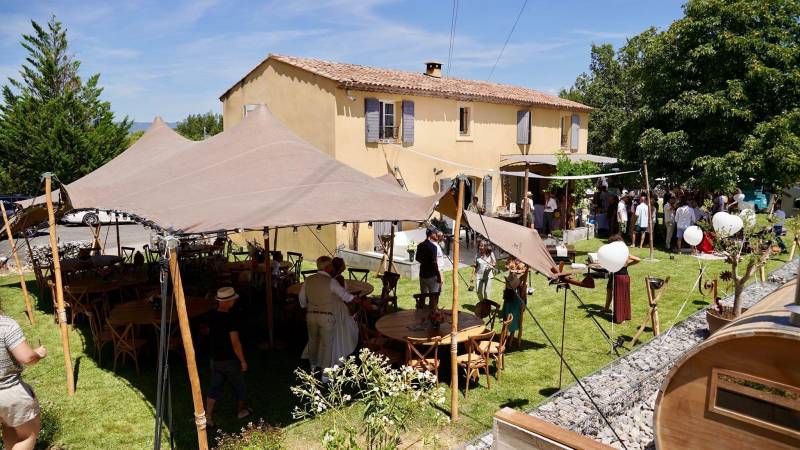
<box><xmin>501</xmin><ymin>153</ymin><xmax>617</xmax><ymax>166</ymax></box>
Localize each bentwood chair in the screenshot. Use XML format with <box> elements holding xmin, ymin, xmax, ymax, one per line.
<box><xmin>413</xmin><ymin>292</ymin><xmax>440</xmax><ymax>310</ymax></box>
<box><xmin>405</xmin><ymin>336</ymin><xmax>442</xmax><ymax>381</ymax></box>
<box><xmin>479</xmin><ymin>314</ymin><xmax>513</xmax><ymax>380</ymax></box>
<box><xmin>457</xmin><ymin>330</ymin><xmax>496</xmax><ymax>398</ymax></box>
<box><xmin>347</xmin><ymin>268</ymin><xmax>369</xmax><ymax>283</ymax></box>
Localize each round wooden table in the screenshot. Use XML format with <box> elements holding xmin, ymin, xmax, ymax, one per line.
<box><xmin>375</xmin><ymin>308</ymin><xmax>486</xmax><ymax>345</ymax></box>
<box><xmin>108</xmin><ymin>297</ymin><xmax>216</xmax><ymax>326</ymax></box>
<box><xmin>61</xmin><ymin>255</ymin><xmax>123</xmax><ymax>272</ymax></box>
<box><xmin>286</xmin><ymin>279</ymin><xmax>374</xmax><ymax>297</ymax></box>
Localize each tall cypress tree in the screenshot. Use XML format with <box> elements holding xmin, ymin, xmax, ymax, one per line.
<box><xmin>0</xmin><ymin>16</ymin><xmax>131</xmax><ymax>195</ymax></box>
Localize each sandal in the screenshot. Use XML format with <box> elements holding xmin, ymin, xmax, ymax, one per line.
<box><xmin>237</xmin><ymin>407</ymin><xmax>253</xmax><ymax>420</ymax></box>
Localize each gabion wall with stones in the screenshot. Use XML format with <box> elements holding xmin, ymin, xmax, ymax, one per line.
<box><xmin>464</xmin><ymin>258</ymin><xmax>798</xmax><ymax>450</ymax></box>
<box><xmin>29</xmin><ymin>241</ymin><xmax>94</xmax><ymax>270</ymax></box>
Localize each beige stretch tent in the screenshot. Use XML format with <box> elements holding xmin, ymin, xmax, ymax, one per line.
<box><xmin>27</xmin><ymin>105</ymin><xmax>443</xmax><ymax>232</ymax></box>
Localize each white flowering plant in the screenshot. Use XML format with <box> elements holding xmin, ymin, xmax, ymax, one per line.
<box><xmin>291</xmin><ymin>348</ymin><xmax>446</xmax><ymax>449</ymax></box>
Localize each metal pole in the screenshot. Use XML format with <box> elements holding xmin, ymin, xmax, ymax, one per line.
<box><xmin>1</xmin><ymin>202</ymin><xmax>35</xmax><ymax>324</ymax></box>
<box><xmin>558</xmin><ymin>286</ymin><xmax>567</xmax><ymax>388</ymax></box>
<box><xmin>450</xmin><ymin>177</ymin><xmax>465</xmax><ymax>422</ymax></box>
<box><xmin>264</xmin><ymin>227</ymin><xmax>274</xmax><ymax>348</ymax></box>
<box><xmin>644</xmin><ymin>160</ymin><xmax>654</xmax><ymax>260</ymax></box>
<box><xmin>44</xmin><ymin>175</ymin><xmax>74</xmax><ymax>396</ymax></box>
<box><xmin>168</xmin><ymin>251</ymin><xmax>208</xmax><ymax>450</ymax></box>
<box><xmin>115</xmin><ymin>217</ymin><xmax>121</xmax><ymax>257</ymax></box>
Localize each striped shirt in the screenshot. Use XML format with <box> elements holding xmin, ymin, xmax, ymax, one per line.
<box><xmin>0</xmin><ymin>316</ymin><xmax>25</xmax><ymax>389</ymax></box>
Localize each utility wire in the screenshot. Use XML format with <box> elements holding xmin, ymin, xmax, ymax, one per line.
<box><xmin>446</xmin><ymin>0</ymin><xmax>460</xmax><ymax>76</ymax></box>
<box><xmin>487</xmin><ymin>0</ymin><xmax>528</xmax><ymax>81</ymax></box>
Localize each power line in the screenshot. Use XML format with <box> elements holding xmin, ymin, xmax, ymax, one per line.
<box><xmin>487</xmin><ymin>0</ymin><xmax>528</xmax><ymax>81</ymax></box>
<box><xmin>446</xmin><ymin>0</ymin><xmax>460</xmax><ymax>76</ymax></box>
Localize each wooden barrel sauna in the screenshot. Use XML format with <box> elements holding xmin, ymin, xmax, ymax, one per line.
<box><xmin>654</xmin><ymin>279</ymin><xmax>800</xmax><ymax>449</ymax></box>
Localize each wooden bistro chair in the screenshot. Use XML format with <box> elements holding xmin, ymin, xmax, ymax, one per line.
<box><xmin>413</xmin><ymin>292</ymin><xmax>440</xmax><ymax>310</ymax></box>
<box><xmin>85</xmin><ymin>310</ymin><xmax>113</xmax><ymax>365</ymax></box>
<box><xmin>479</xmin><ymin>314</ymin><xmax>513</xmax><ymax>380</ymax></box>
<box><xmin>371</xmin><ymin>271</ymin><xmax>400</xmax><ymax>314</ymax></box>
<box><xmin>108</xmin><ymin>320</ymin><xmax>147</xmax><ymax>375</ymax></box>
<box><xmin>405</xmin><ymin>336</ymin><xmax>443</xmax><ymax>381</ymax></box>
<box><xmin>63</xmin><ymin>286</ymin><xmax>92</xmax><ymax>328</ymax></box>
<box><xmin>474</xmin><ymin>299</ymin><xmax>501</xmax><ymax>330</ymax></box>
<box><xmin>120</xmin><ymin>246</ymin><xmax>137</xmax><ymax>264</ymax></box>
<box><xmin>457</xmin><ymin>330</ymin><xmax>496</xmax><ymax>398</ymax></box>
<box><xmin>348</xmin><ymin>268</ymin><xmax>369</xmax><ymax>283</ymax></box>
<box><xmin>358</xmin><ymin>322</ymin><xmax>402</xmax><ymax>364</ymax></box>
<box><xmin>287</xmin><ymin>251</ymin><xmax>303</xmax><ymax>280</ymax></box>
<box><xmin>300</xmin><ymin>269</ymin><xmax>317</xmax><ymax>281</ymax></box>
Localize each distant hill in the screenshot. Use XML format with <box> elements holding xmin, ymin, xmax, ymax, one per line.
<box><xmin>129</xmin><ymin>121</ymin><xmax>178</xmax><ymax>133</ymax></box>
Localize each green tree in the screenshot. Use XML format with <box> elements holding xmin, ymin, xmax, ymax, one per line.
<box><xmin>0</xmin><ymin>16</ymin><xmax>130</xmax><ymax>195</ymax></box>
<box><xmin>563</xmin><ymin>0</ymin><xmax>800</xmax><ymax>191</ymax></box>
<box><xmin>126</xmin><ymin>130</ymin><xmax>145</xmax><ymax>148</ymax></box>
<box><xmin>175</xmin><ymin>112</ymin><xmax>222</xmax><ymax>141</ymax></box>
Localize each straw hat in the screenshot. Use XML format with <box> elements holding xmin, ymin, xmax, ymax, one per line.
<box><xmin>215</xmin><ymin>287</ymin><xmax>239</xmax><ymax>302</ymax></box>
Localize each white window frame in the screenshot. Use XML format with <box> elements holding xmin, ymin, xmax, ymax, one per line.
<box><xmin>378</xmin><ymin>100</ymin><xmax>398</xmax><ymax>142</ymax></box>
<box><xmin>243</xmin><ymin>103</ymin><xmax>259</xmax><ymax>118</ymax></box>
<box><xmin>457</xmin><ymin>103</ymin><xmax>473</xmax><ymax>140</ymax></box>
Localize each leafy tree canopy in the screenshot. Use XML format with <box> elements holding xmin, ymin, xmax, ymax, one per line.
<box><xmin>175</xmin><ymin>112</ymin><xmax>222</xmax><ymax>141</ymax></box>
<box><xmin>0</xmin><ymin>16</ymin><xmax>131</xmax><ymax>195</ymax></box>
<box><xmin>562</xmin><ymin>0</ymin><xmax>800</xmax><ymax>191</ymax></box>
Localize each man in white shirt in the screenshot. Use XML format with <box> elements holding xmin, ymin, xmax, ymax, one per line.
<box><xmin>299</xmin><ymin>256</ymin><xmax>354</xmax><ymax>372</ymax></box>
<box><xmin>663</xmin><ymin>197</ymin><xmax>677</xmax><ymax>250</ymax></box>
<box><xmin>674</xmin><ymin>199</ymin><xmax>696</xmax><ymax>251</ymax></box>
<box><xmin>522</xmin><ymin>192</ymin><xmax>535</xmax><ymax>229</ymax></box>
<box><xmin>633</xmin><ymin>194</ymin><xmax>650</xmax><ymax>248</ymax></box>
<box><xmin>617</xmin><ymin>196</ymin><xmax>629</xmax><ymax>240</ymax></box>
<box><xmin>772</xmin><ymin>207</ymin><xmax>787</xmax><ymax>252</ymax></box>
<box><xmin>543</xmin><ymin>192</ymin><xmax>557</xmax><ymax>236</ymax></box>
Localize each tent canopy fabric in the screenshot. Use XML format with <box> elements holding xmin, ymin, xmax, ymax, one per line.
<box><xmin>501</xmin><ymin>154</ymin><xmax>618</xmax><ymax>166</ymax></box>
<box><xmin>25</xmin><ymin>105</ymin><xmax>444</xmax><ymax>234</ymax></box>
<box><xmin>463</xmin><ymin>210</ymin><xmax>556</xmax><ymax>278</ymax></box>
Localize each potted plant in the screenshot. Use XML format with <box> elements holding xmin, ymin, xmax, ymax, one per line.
<box><xmin>407</xmin><ymin>240</ymin><xmax>417</xmax><ymax>262</ymax></box>
<box><xmin>705</xmin><ymin>210</ymin><xmax>773</xmax><ymax>333</ymax></box>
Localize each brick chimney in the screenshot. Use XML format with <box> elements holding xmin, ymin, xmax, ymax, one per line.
<box><xmin>424</xmin><ymin>61</ymin><xmax>442</xmax><ymax>78</ymax></box>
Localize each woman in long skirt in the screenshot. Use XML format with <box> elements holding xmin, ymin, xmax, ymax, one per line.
<box><xmin>603</xmin><ymin>234</ymin><xmax>641</xmax><ymax>324</ymax></box>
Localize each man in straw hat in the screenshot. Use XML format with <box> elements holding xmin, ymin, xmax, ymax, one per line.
<box><xmin>299</xmin><ymin>256</ymin><xmax>355</xmax><ymax>376</ymax></box>
<box><xmin>205</xmin><ymin>287</ymin><xmax>250</xmax><ymax>428</ymax></box>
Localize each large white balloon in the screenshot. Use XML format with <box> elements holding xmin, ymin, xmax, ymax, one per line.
<box><xmin>739</xmin><ymin>209</ymin><xmax>756</xmax><ymax>227</ymax></box>
<box><xmin>683</xmin><ymin>225</ymin><xmax>704</xmax><ymax>246</ymax></box>
<box><xmin>712</xmin><ymin>212</ymin><xmax>743</xmax><ymax>235</ymax></box>
<box><xmin>597</xmin><ymin>241</ymin><xmax>629</xmax><ymax>273</ymax></box>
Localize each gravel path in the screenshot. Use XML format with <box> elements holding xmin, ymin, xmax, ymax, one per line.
<box><xmin>464</xmin><ymin>258</ymin><xmax>798</xmax><ymax>450</ymax></box>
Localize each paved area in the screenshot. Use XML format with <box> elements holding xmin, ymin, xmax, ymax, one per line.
<box><xmin>0</xmin><ymin>223</ymin><xmax>153</xmax><ymax>268</ymax></box>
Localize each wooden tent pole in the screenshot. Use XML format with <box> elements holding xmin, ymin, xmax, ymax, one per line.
<box><xmin>168</xmin><ymin>250</ymin><xmax>208</xmax><ymax>450</ymax></box>
<box><xmin>644</xmin><ymin>160</ymin><xmax>654</xmax><ymax>260</ymax></box>
<box><xmin>44</xmin><ymin>175</ymin><xmax>74</xmax><ymax>396</ymax></box>
<box><xmin>450</xmin><ymin>177</ymin><xmax>465</xmax><ymax>422</ymax></box>
<box><xmin>388</xmin><ymin>225</ymin><xmax>396</xmax><ymax>273</ymax></box>
<box><xmin>115</xmin><ymin>217</ymin><xmax>121</xmax><ymax>257</ymax></box>
<box><xmin>264</xmin><ymin>227</ymin><xmax>274</xmax><ymax>348</ymax></box>
<box><xmin>522</xmin><ymin>164</ymin><xmax>530</xmax><ymax>228</ymax></box>
<box><xmin>272</xmin><ymin>227</ymin><xmax>278</xmax><ymax>253</ymax></box>
<box><xmin>1</xmin><ymin>202</ymin><xmax>35</xmax><ymax>325</ymax></box>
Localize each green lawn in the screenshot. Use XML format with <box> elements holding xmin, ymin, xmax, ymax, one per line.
<box><xmin>0</xmin><ymin>228</ymin><xmax>794</xmax><ymax>449</ymax></box>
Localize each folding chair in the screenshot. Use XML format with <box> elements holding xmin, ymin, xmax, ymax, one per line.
<box><xmin>405</xmin><ymin>336</ymin><xmax>442</xmax><ymax>381</ymax></box>
<box><xmin>413</xmin><ymin>292</ymin><xmax>440</xmax><ymax>310</ymax></box>
<box><xmin>347</xmin><ymin>268</ymin><xmax>369</xmax><ymax>282</ymax></box>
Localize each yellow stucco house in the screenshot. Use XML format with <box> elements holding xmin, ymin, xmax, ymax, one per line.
<box><xmin>219</xmin><ymin>54</ymin><xmax>597</xmax><ymax>257</ymax></box>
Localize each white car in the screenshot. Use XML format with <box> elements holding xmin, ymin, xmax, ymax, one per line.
<box><xmin>61</xmin><ymin>210</ymin><xmax>134</xmax><ymax>226</ymax></box>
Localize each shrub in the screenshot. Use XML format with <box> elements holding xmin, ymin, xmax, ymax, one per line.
<box><xmin>213</xmin><ymin>420</ymin><xmax>284</xmax><ymax>450</ymax></box>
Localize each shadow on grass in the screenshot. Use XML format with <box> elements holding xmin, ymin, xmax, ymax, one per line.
<box><xmin>693</xmin><ymin>299</ymin><xmax>709</xmax><ymax>305</ymax></box>
<box><xmin>500</xmin><ymin>398</ymin><xmax>529</xmax><ymax>409</ymax></box>
<box><xmin>538</xmin><ymin>387</ymin><xmax>559</xmax><ymax>397</ymax></box>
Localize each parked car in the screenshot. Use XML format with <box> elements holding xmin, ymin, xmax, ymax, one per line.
<box><xmin>61</xmin><ymin>210</ymin><xmax>133</xmax><ymax>226</ymax></box>
<box><xmin>742</xmin><ymin>188</ymin><xmax>768</xmax><ymax>212</ymax></box>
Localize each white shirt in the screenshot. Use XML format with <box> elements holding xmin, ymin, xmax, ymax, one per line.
<box><xmin>545</xmin><ymin>198</ymin><xmax>558</xmax><ymax>213</ymax></box>
<box><xmin>664</xmin><ymin>203</ymin><xmax>675</xmax><ymax>224</ymax></box>
<box><xmin>635</xmin><ymin>203</ymin><xmax>649</xmax><ymax>228</ymax></box>
<box><xmin>773</xmin><ymin>210</ymin><xmax>786</xmax><ymax>227</ymax></box>
<box><xmin>675</xmin><ymin>205</ymin><xmax>695</xmax><ymax>229</ymax></box>
<box><xmin>617</xmin><ymin>201</ymin><xmax>628</xmax><ymax>223</ymax></box>
<box><xmin>436</xmin><ymin>242</ymin><xmax>446</xmax><ymax>270</ymax></box>
<box><xmin>298</xmin><ymin>271</ymin><xmax>354</xmax><ymax>308</ymax></box>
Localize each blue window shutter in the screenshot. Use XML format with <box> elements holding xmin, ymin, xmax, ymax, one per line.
<box><xmin>570</xmin><ymin>114</ymin><xmax>580</xmax><ymax>151</ymax></box>
<box><xmin>365</xmin><ymin>98</ymin><xmax>379</xmax><ymax>143</ymax></box>
<box><xmin>517</xmin><ymin>110</ymin><xmax>530</xmax><ymax>145</ymax></box>
<box><xmin>483</xmin><ymin>175</ymin><xmax>493</xmax><ymax>214</ymax></box>
<box><xmin>402</xmin><ymin>100</ymin><xmax>414</xmax><ymax>144</ymax></box>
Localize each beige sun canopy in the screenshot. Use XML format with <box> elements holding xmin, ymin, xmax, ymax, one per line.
<box><xmin>26</xmin><ymin>105</ymin><xmax>444</xmax><ymax>234</ymax></box>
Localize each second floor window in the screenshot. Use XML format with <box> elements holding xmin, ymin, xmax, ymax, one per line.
<box><xmin>560</xmin><ymin>116</ymin><xmax>569</xmax><ymax>148</ymax></box>
<box><xmin>459</xmin><ymin>106</ymin><xmax>471</xmax><ymax>136</ymax></box>
<box><xmin>380</xmin><ymin>101</ymin><xmax>397</xmax><ymax>140</ymax></box>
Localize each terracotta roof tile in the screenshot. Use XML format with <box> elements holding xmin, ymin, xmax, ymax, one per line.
<box><xmin>221</xmin><ymin>54</ymin><xmax>592</xmax><ymax>112</ymax></box>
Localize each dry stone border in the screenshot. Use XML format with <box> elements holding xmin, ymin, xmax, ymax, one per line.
<box><xmin>464</xmin><ymin>258</ymin><xmax>798</xmax><ymax>450</ymax></box>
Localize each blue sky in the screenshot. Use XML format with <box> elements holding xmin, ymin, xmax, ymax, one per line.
<box><xmin>0</xmin><ymin>0</ymin><xmax>684</xmax><ymax>122</ymax></box>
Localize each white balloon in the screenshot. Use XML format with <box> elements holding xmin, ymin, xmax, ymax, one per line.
<box><xmin>683</xmin><ymin>225</ymin><xmax>704</xmax><ymax>246</ymax></box>
<box><xmin>712</xmin><ymin>212</ymin><xmax>743</xmax><ymax>235</ymax></box>
<box><xmin>597</xmin><ymin>241</ymin><xmax>629</xmax><ymax>273</ymax></box>
<box><xmin>739</xmin><ymin>209</ymin><xmax>756</xmax><ymax>227</ymax></box>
